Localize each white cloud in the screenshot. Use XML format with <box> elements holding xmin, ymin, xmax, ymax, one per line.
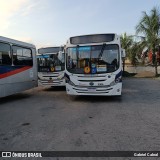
<box><xmin>11</xmin><ymin>36</ymin><xmax>34</xmax><ymax>43</ymax></box>
<box><xmin>36</xmin><ymin>43</ymin><xmax>55</xmax><ymax>49</ymax></box>
<box><xmin>0</xmin><ymin>0</ymin><xmax>27</xmax><ymax>31</ymax></box>
<box><xmin>21</xmin><ymin>2</ymin><xmax>39</xmax><ymax>16</ymax></box>
<box><xmin>0</xmin><ymin>0</ymin><xmax>38</xmax><ymax>33</ymax></box>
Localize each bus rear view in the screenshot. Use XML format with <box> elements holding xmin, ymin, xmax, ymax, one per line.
<box><xmin>65</xmin><ymin>34</ymin><xmax>123</xmax><ymax>96</ymax></box>
<box><xmin>37</xmin><ymin>47</ymin><xmax>65</xmax><ymax>87</ymax></box>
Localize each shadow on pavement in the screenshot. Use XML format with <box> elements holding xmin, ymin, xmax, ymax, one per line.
<box><xmin>69</xmin><ymin>95</ymin><xmax>122</xmax><ymax>103</ymax></box>
<box><xmin>43</xmin><ymin>86</ymin><xmax>66</xmax><ymax>92</ymax></box>
<box><xmin>0</xmin><ymin>93</ymin><xmax>32</xmax><ymax>105</ymax></box>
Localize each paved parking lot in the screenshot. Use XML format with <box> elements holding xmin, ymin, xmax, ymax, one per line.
<box><xmin>0</xmin><ymin>78</ymin><xmax>160</xmax><ymax>160</ymax></box>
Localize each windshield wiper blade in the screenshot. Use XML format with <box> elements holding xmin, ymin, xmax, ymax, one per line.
<box><xmin>76</xmin><ymin>45</ymin><xmax>79</xmax><ymax>60</ymax></box>
<box><xmin>98</xmin><ymin>43</ymin><xmax>106</xmax><ymax>58</ymax></box>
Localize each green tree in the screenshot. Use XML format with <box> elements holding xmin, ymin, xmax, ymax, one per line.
<box><xmin>128</xmin><ymin>41</ymin><xmax>145</xmax><ymax>66</ymax></box>
<box><xmin>120</xmin><ymin>33</ymin><xmax>133</xmax><ymax>71</ymax></box>
<box><xmin>136</xmin><ymin>7</ymin><xmax>160</xmax><ymax>76</ymax></box>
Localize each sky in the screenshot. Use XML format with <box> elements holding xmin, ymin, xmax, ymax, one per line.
<box><xmin>0</xmin><ymin>0</ymin><xmax>159</xmax><ymax>48</ymax></box>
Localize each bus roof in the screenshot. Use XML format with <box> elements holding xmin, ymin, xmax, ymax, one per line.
<box><xmin>38</xmin><ymin>46</ymin><xmax>64</xmax><ymax>54</ymax></box>
<box><xmin>0</xmin><ymin>36</ymin><xmax>36</xmax><ymax>48</ymax></box>
<box><xmin>69</xmin><ymin>33</ymin><xmax>117</xmax><ymax>45</ymax></box>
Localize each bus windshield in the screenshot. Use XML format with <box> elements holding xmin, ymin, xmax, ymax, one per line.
<box><xmin>37</xmin><ymin>52</ymin><xmax>65</xmax><ymax>72</ymax></box>
<box><xmin>66</xmin><ymin>44</ymin><xmax>119</xmax><ymax>74</ymax></box>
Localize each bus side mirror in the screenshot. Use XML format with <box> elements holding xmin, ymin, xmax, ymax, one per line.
<box><xmin>121</xmin><ymin>49</ymin><xmax>126</xmax><ymax>58</ymax></box>
<box><xmin>37</xmin><ymin>49</ymin><xmax>40</xmax><ymax>54</ymax></box>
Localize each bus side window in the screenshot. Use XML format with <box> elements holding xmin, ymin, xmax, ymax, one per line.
<box><xmin>12</xmin><ymin>46</ymin><xmax>33</xmax><ymax>66</ymax></box>
<box><xmin>0</xmin><ymin>42</ymin><xmax>11</xmax><ymax>65</ymax></box>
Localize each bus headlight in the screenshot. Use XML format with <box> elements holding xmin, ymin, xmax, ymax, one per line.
<box><xmin>110</xmin><ymin>80</ymin><xmax>116</xmax><ymax>86</ymax></box>
<box><xmin>110</xmin><ymin>71</ymin><xmax>122</xmax><ymax>86</ymax></box>
<box><xmin>58</xmin><ymin>74</ymin><xmax>64</xmax><ymax>80</ymax></box>
<box><xmin>115</xmin><ymin>76</ymin><xmax>122</xmax><ymax>83</ymax></box>
<box><xmin>115</xmin><ymin>71</ymin><xmax>122</xmax><ymax>83</ymax></box>
<box><xmin>64</xmin><ymin>73</ymin><xmax>70</xmax><ymax>83</ymax></box>
<box><xmin>64</xmin><ymin>73</ymin><xmax>75</xmax><ymax>86</ymax></box>
<box><xmin>68</xmin><ymin>80</ymin><xmax>75</xmax><ymax>86</ymax></box>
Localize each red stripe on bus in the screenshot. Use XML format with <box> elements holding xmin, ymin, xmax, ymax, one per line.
<box><xmin>0</xmin><ymin>66</ymin><xmax>32</xmax><ymax>79</ymax></box>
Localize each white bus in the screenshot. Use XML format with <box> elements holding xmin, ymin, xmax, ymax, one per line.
<box><xmin>65</xmin><ymin>34</ymin><xmax>125</xmax><ymax>96</ymax></box>
<box><xmin>37</xmin><ymin>47</ymin><xmax>65</xmax><ymax>87</ymax></box>
<box><xmin>0</xmin><ymin>36</ymin><xmax>38</xmax><ymax>98</ymax></box>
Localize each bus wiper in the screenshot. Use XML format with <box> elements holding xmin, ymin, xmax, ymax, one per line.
<box><xmin>76</xmin><ymin>45</ymin><xmax>79</xmax><ymax>61</ymax></box>
<box><xmin>98</xmin><ymin>43</ymin><xmax>106</xmax><ymax>58</ymax></box>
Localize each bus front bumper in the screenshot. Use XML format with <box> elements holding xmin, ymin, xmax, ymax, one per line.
<box><xmin>66</xmin><ymin>83</ymin><xmax>122</xmax><ymax>96</ymax></box>
<box><xmin>38</xmin><ymin>78</ymin><xmax>65</xmax><ymax>87</ymax></box>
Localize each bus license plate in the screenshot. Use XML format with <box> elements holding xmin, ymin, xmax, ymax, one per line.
<box><xmin>88</xmin><ymin>88</ymin><xmax>96</xmax><ymax>92</ymax></box>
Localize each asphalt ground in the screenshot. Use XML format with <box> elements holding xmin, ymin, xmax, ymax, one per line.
<box><xmin>0</xmin><ymin>78</ymin><xmax>160</xmax><ymax>160</ymax></box>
